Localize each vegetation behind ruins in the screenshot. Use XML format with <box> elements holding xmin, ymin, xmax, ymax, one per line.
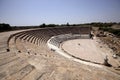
<box><xmin>99</xmin><ymin>27</ymin><xmax>120</xmax><ymax>37</ymax></box>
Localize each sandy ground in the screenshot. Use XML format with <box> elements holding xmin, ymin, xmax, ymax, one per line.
<box><xmin>61</xmin><ymin>39</ymin><xmax>106</xmax><ymax>64</ymax></box>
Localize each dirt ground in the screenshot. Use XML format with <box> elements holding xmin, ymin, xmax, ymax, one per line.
<box><xmin>61</xmin><ymin>38</ymin><xmax>119</xmax><ymax>67</ymax></box>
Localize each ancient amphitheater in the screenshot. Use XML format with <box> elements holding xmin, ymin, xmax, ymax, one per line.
<box><xmin>0</xmin><ymin>26</ymin><xmax>120</xmax><ymax>80</ymax></box>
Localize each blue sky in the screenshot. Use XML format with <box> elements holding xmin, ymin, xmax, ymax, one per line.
<box><xmin>0</xmin><ymin>0</ymin><xmax>120</xmax><ymax>26</ymax></box>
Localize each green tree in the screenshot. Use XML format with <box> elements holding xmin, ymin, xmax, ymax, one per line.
<box><xmin>0</xmin><ymin>23</ymin><xmax>11</xmax><ymax>32</ymax></box>
<box><xmin>66</xmin><ymin>22</ymin><xmax>70</xmax><ymax>26</ymax></box>
<box><xmin>40</xmin><ymin>23</ymin><xmax>46</xmax><ymax>28</ymax></box>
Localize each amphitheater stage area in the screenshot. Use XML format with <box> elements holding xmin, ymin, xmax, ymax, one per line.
<box><xmin>61</xmin><ymin>39</ymin><xmax>119</xmax><ymax>66</ymax></box>
<box><xmin>61</xmin><ymin>39</ymin><xmax>105</xmax><ymax>64</ymax></box>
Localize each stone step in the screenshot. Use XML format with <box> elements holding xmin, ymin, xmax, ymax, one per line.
<box><xmin>0</xmin><ymin>57</ymin><xmax>27</xmax><ymax>73</ymax></box>
<box><xmin>0</xmin><ymin>55</ymin><xmax>19</xmax><ymax>66</ymax></box>
<box><xmin>22</xmin><ymin>69</ymin><xmax>42</xmax><ymax>80</ymax></box>
<box><xmin>0</xmin><ymin>52</ymin><xmax>16</xmax><ymax>60</ymax></box>
<box><xmin>8</xmin><ymin>59</ymin><xmax>29</xmax><ymax>76</ymax></box>
<box><xmin>5</xmin><ymin>64</ymin><xmax>35</xmax><ymax>80</ymax></box>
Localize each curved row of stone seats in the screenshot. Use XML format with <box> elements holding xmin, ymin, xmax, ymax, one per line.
<box><xmin>9</xmin><ymin>27</ymin><xmax>91</xmax><ymax>51</ymax></box>
<box><xmin>8</xmin><ymin>27</ymin><xmax>91</xmax><ymax>56</ymax></box>
<box><xmin>11</xmin><ymin>31</ymin><xmax>46</xmax><ymax>54</ymax></box>
<box><xmin>8</xmin><ymin>32</ymin><xmax>30</xmax><ymax>53</ymax></box>
<box><xmin>7</xmin><ymin>30</ymin><xmax>36</xmax><ymax>52</ymax></box>
<box><xmin>7</xmin><ymin>31</ymin><xmax>27</xmax><ymax>50</ymax></box>
<box><xmin>0</xmin><ymin>30</ymin><xmax>37</xmax><ymax>80</ymax></box>
<box><xmin>11</xmin><ymin>30</ymin><xmax>57</xmax><ymax>59</ymax></box>
<box><xmin>11</xmin><ymin>29</ymin><xmax>59</xmax><ymax>56</ymax></box>
<box><xmin>13</xmin><ymin>27</ymin><xmax>91</xmax><ymax>48</ymax></box>
<box><xmin>7</xmin><ymin>28</ymin><xmax>83</xmax><ymax>79</ymax></box>
<box><xmin>13</xmin><ymin>32</ymin><xmax>35</xmax><ymax>44</ymax></box>
<box><xmin>9</xmin><ymin>27</ymin><xmax>83</xmax><ymax>53</ymax></box>
<box><xmin>48</xmin><ymin>34</ymin><xmax>83</xmax><ymax>48</ymax></box>
<box><xmin>22</xmin><ymin>34</ymin><xmax>31</xmax><ymax>41</ymax></box>
<box><xmin>9</xmin><ymin>31</ymin><xmax>39</xmax><ymax>80</ymax></box>
<box><xmin>13</xmin><ymin>32</ymin><xmax>39</xmax><ymax>54</ymax></box>
<box><xmin>49</xmin><ymin>35</ymin><xmax>64</xmax><ymax>47</ymax></box>
<box><xmin>18</xmin><ymin>30</ymin><xmax>41</xmax><ymax>44</ymax></box>
<box><xmin>16</xmin><ymin>32</ymin><xmax>41</xmax><ymax>53</ymax></box>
